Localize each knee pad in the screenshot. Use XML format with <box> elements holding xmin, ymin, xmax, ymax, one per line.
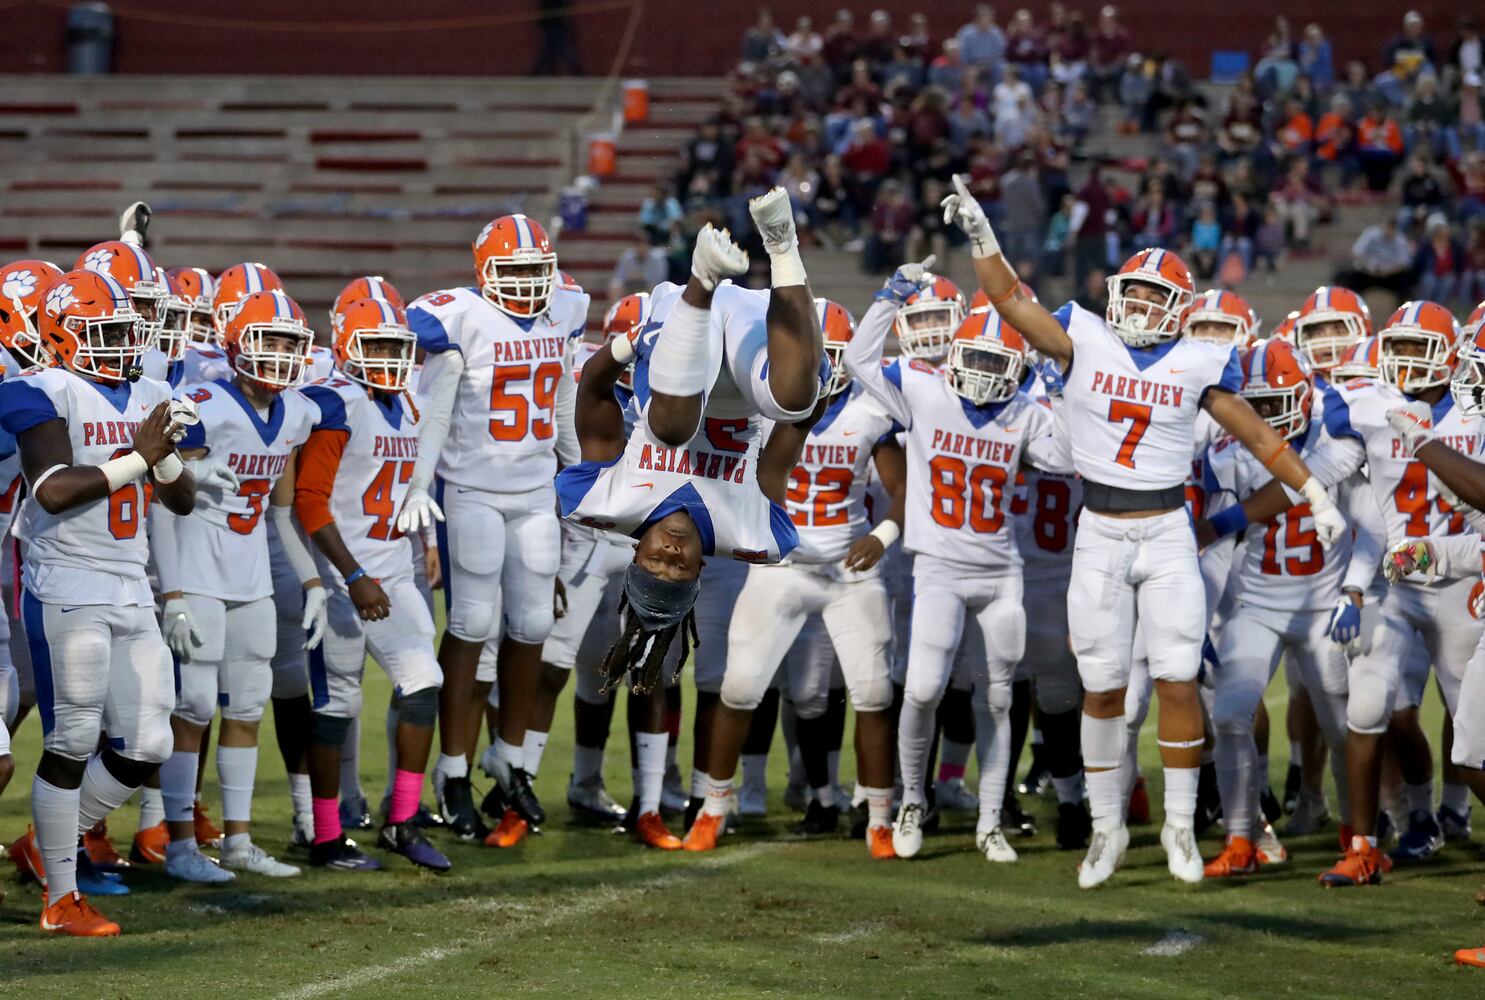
<box><xmin>505</xmin><ymin>605</ymin><xmax>555</xmax><ymax>646</ymax></box>
<box><xmin>397</xmin><ymin>686</ymin><xmax>439</xmax><ymax>727</ymax></box>
<box><xmin>448</xmin><ymin>598</ymin><xmax>497</xmax><ymax>645</ymax></box>
<box><xmin>1081</xmin><ymin>712</ymin><xmax>1125</xmax><ymax>770</ymax></box>
<box><xmin>982</xmin><ymin>677</ymin><xmax>1013</xmax><ymax>715</ymax></box>
<box><xmin>1347</xmin><ymin>672</ymin><xmax>1392</xmax><ymax>735</ymax></box>
<box><xmin>848</xmin><ymin>674</ymin><xmax>893</xmax><ymax>714</ymax></box>
<box><xmin>126</xmin><ymin>720</ymin><xmax>174</xmax><ymax>766</ymax></box>
<box><xmin>310</xmin><ymin>711</ymin><xmax>353</xmax><ymax>749</ymax></box>
<box><xmin>174</xmin><ymin>665</ymin><xmax>217</xmax><ymax>728</ymax></box>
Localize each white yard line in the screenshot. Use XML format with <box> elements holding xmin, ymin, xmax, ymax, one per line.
<box><xmin>275</xmin><ymin>843</ymin><xmax>782</xmax><ymax>1000</ymax></box>
<box><xmin>1141</xmin><ymin>929</ymin><xmax>1204</xmax><ymax>957</ymax></box>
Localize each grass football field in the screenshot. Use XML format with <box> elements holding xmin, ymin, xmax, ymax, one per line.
<box><xmin>3</xmin><ymin>662</ymin><xmax>1484</xmax><ymax>999</ymax></box>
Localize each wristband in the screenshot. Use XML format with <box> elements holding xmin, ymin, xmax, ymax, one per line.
<box><xmin>345</xmin><ymin>567</ymin><xmax>367</xmax><ymax>585</ymax></box>
<box><xmin>868</xmin><ymin>520</ymin><xmax>901</xmax><ymax>548</ymax></box>
<box><xmin>30</xmin><ymin>463</ymin><xmax>67</xmax><ymax>497</ymax></box>
<box><xmin>1209</xmin><ymin>504</ymin><xmax>1249</xmax><ymax>539</ymax></box>
<box><xmin>100</xmin><ymin>451</ymin><xmax>149</xmax><ymax>492</ymax></box>
<box><xmin>610</xmin><ymin>332</ymin><xmax>637</xmax><ymax>365</ymax></box>
<box><xmin>152</xmin><ymin>453</ymin><xmax>184</xmax><ymax>484</ymax></box>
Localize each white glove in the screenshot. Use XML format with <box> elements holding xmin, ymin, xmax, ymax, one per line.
<box><xmin>689</xmin><ymin>223</ymin><xmax>750</xmax><ymax>291</ymax></box>
<box><xmin>186</xmin><ymin>457</ymin><xmax>240</xmax><ymax>493</ymax></box>
<box><xmin>301</xmin><ymin>585</ymin><xmax>327</xmax><ymax>651</ymax></box>
<box><xmin>395</xmin><ymin>484</ymin><xmax>445</xmax><ymax>535</ymax></box>
<box><xmin>940</xmin><ymin>174</ymin><xmax>1000</xmax><ymax>258</ymax></box>
<box><xmin>162</xmin><ymin>597</ymin><xmax>202</xmax><ymax>661</ymax></box>
<box><xmin>1472</xmin><ymin>581</ymin><xmax>1485</xmax><ymax>620</ymax></box>
<box><xmin>1382</xmin><ymin>538</ymin><xmax>1437</xmax><ymax>583</ymax></box>
<box><xmin>1385</xmin><ymin>403</ymin><xmax>1435</xmax><ymax>457</ymax></box>
<box><xmin>166</xmin><ymin>398</ymin><xmax>199</xmax><ymax>444</ymax></box>
<box><xmin>1301</xmin><ymin>477</ymin><xmax>1346</xmax><ymax>548</ymax></box>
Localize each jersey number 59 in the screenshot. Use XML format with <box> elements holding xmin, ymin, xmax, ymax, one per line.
<box><xmin>490</xmin><ymin>361</ymin><xmax>562</xmax><ymax>442</ymax></box>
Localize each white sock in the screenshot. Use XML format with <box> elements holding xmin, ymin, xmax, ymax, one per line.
<box><xmin>78</xmin><ymin>754</ymin><xmax>136</xmax><ymax>834</ymax></box>
<box><xmin>896</xmin><ymin>697</ymin><xmax>935</xmax><ymax>807</ymax></box>
<box><xmin>635</xmin><ymin>732</ymin><xmax>667</xmax><ymax>815</ymax></box>
<box><xmin>160</xmin><ymin>750</ymin><xmax>198</xmax><ymax>824</ymax></box>
<box><xmin>1082</xmin><ymin>711</ymin><xmax>1127</xmax><ymax>830</ymax></box>
<box><xmin>33</xmin><ymin>775</ymin><xmax>80</xmax><ymax>905</ymax></box>
<box><xmin>384</xmin><ymin>702</ymin><xmax>400</xmax><ymax>800</ymax></box>
<box><xmin>741</xmin><ymin>753</ymin><xmax>768</xmax><ymax>794</ymax></box>
<box><xmin>289</xmin><ymin>772</ymin><xmax>312</xmax><ymax>821</ymax></box>
<box><xmin>216</xmin><ymin>744</ymin><xmax>258</xmax><ymax>826</ymax></box>
<box><xmin>223</xmin><ymin>831</ymin><xmax>249</xmax><ymax>854</ymax></box>
<box><xmin>863</xmin><ymin>785</ymin><xmax>893</xmax><ymax>829</ymax></box>
<box><xmin>1164</xmin><ymin>766</ymin><xmax>1199</xmax><ymax>828</ymax></box>
<box><xmin>494</xmin><ymin>737</ymin><xmax>523</xmax><ymax>773</ymax></box>
<box><xmin>339</xmin><ymin>715</ymin><xmax>362</xmax><ymax>802</ymax></box>
<box><xmin>1443</xmin><ymin>781</ymin><xmax>1471</xmax><ymax>814</ymax></box>
<box><xmin>436</xmin><ymin>752</ymin><xmax>468</xmax><ymax>782</ymax></box>
<box><xmin>1406</xmin><ymin>780</ymin><xmax>1434</xmax><ymax>816</ymax></box>
<box><xmin>1052</xmin><ymin>774</ymin><xmax>1084</xmax><ymax>805</ymax></box>
<box><xmin>1086</xmin><ymin>768</ymin><xmax>1125</xmax><ymax>833</ymax></box>
<box><xmin>701</xmin><ymin>774</ymin><xmax>733</xmax><ymax>818</ymax></box>
<box><xmin>647</xmin><ymin>298</ymin><xmax>715</xmax><ymax>398</ymax></box>
<box><xmin>138</xmin><ymin>785</ymin><xmax>165</xmax><ymax>829</ymax></box>
<box><xmin>572</xmin><ymin>744</ymin><xmax>604</xmax><ymax>786</ymax></box>
<box><xmin>523</xmin><ymin>730</ymin><xmax>550</xmax><ymax>779</ymax></box>
<box><xmin>974</xmin><ymin>703</ymin><xmax>1010</xmax><ymax>834</ymax></box>
<box><xmin>690</xmin><ymin>767</ymin><xmax>708</xmax><ymax>799</ymax></box>
<box><xmin>1214</xmin><ymin>730</ymin><xmax>1254</xmax><ymax>841</ymax></box>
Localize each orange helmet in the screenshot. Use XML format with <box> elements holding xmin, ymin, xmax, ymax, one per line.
<box><xmin>967</xmin><ymin>281</ymin><xmax>1037</xmax><ymax>315</ymax></box>
<box><xmin>330</xmin><ymin>275</ymin><xmax>405</xmax><ymax>329</ymax></box>
<box><xmin>815</xmin><ymin>297</ymin><xmax>856</xmax><ymax>397</ymax></box>
<box><xmin>38</xmin><ymin>269</ymin><xmax>144</xmax><ymax>384</ymax></box>
<box><xmin>895</xmin><ymin>275</ymin><xmax>965</xmax><ymax>360</ymax></box>
<box><xmin>1331</xmin><ymin>335</ymin><xmax>1381</xmax><ymax>384</ymax></box>
<box><xmin>1240</xmin><ymin>338</ymin><xmax>1312</xmax><ymax>441</ymax></box>
<box><xmin>1106</xmin><ymin>248</ymin><xmax>1194</xmax><ymax>346</ymax></box>
<box><xmin>947</xmin><ymin>310</ymin><xmax>1028</xmax><ymax>405</ymax></box>
<box><xmin>333</xmin><ymin>296</ymin><xmax>415</xmax><ymax>391</ymax></box>
<box><xmin>602</xmin><ymin>291</ymin><xmax>651</xmax><ymax>391</ymax></box>
<box><xmin>1464</xmin><ymin>300</ymin><xmax>1485</xmax><ymax>343</ymax></box>
<box><xmin>1293</xmin><ymin>286</ymin><xmax>1372</xmax><ymax>374</ymax></box>
<box><xmin>223</xmin><ymin>289</ymin><xmax>313</xmax><ymax>391</ymax></box>
<box><xmin>1377</xmin><ymin>300</ymin><xmax>1460</xmax><ymax>394</ymax></box>
<box><xmin>557</xmin><ymin>269</ymin><xmax>584</xmax><ymax>293</ymax></box>
<box><xmin>167</xmin><ymin>266</ymin><xmax>217</xmax><ymax>344</ymax></box>
<box><xmin>1184</xmin><ymin>289</ymin><xmax>1258</xmax><ymax>346</ymax></box>
<box><xmin>0</xmin><ymin>259</ymin><xmax>64</xmax><ymax>370</ymax></box>
<box><xmin>213</xmin><ymin>262</ymin><xmax>284</xmax><ymax>336</ymax></box>
<box><xmin>473</xmin><ymin>214</ymin><xmax>557</xmax><ymax>318</ymax></box>
<box><xmin>152</xmin><ymin>268</ymin><xmax>193</xmax><ymax>364</ymax></box>
<box><xmin>76</xmin><ymin>240</ymin><xmax>168</xmax><ymax>341</ymax></box>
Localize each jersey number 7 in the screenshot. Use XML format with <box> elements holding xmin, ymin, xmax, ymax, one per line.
<box><xmin>1108</xmin><ymin>400</ymin><xmax>1152</xmax><ymax>469</ymax></box>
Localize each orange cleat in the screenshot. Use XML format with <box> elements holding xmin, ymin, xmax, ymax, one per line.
<box><xmin>681</xmin><ymin>812</ymin><xmax>724</xmax><ymax>852</ymax></box>
<box><xmin>633</xmin><ymin>811</ymin><xmax>682</xmax><ymax>850</ymax></box>
<box><xmin>193</xmin><ymin>801</ymin><xmax>223</xmax><ymax>848</ymax></box>
<box><xmin>83</xmin><ymin>821</ymin><xmax>127</xmax><ymax>871</ymax></box>
<box><xmin>1127</xmin><ymin>775</ymin><xmax>1150</xmax><ymax>825</ymax></box>
<box><xmin>483</xmin><ymin>808</ymin><xmax>528</xmax><ymax>848</ymax></box>
<box><xmin>39</xmin><ymin>891</ymin><xmax>120</xmax><ymax>937</ymax></box>
<box><xmin>868</xmin><ymin>826</ymin><xmax>896</xmax><ymax>860</ymax></box>
<box><xmin>130</xmin><ymin>822</ymin><xmax>169</xmax><ymax>865</ymax></box>
<box><xmin>1456</xmin><ymin>946</ymin><xmax>1485</xmax><ymax>968</ymax></box>
<box><xmin>1204</xmin><ymin>835</ymin><xmax>1258</xmax><ymax>878</ymax></box>
<box><xmin>8</xmin><ymin>827</ymin><xmax>46</xmax><ymax>887</ymax></box>
<box><xmin>1319</xmin><ymin>836</ymin><xmax>1385</xmax><ymax>887</ymax></box>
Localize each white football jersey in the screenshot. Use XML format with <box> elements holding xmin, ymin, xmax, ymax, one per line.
<box><xmin>173</xmin><ymin>378</ymin><xmax>320</xmax><ymax>601</ymax></box>
<box><xmin>0</xmin><ymin>367</ymin><xmax>172</xmax><ymax>605</ymax></box>
<box><xmin>298</xmin><ymin>377</ymin><xmax>422</xmax><ymax>584</ymax></box>
<box><xmin>1185</xmin><ymin>408</ymin><xmax>1223</xmax><ymax>519</ymax></box>
<box><xmin>305</xmin><ymin>345</ymin><xmax>336</xmax><ymax>383</ymax></box>
<box><xmin>140</xmin><ymin>344</ymin><xmax>233</xmax><ymax>390</ymax></box>
<box><xmin>1011</xmin><ymin>467</ymin><xmax>1081</xmax><ymax>582</ymax></box>
<box><xmin>1055</xmin><ymin>301</ymin><xmax>1241</xmax><ymax>490</ymax></box>
<box><xmin>408</xmin><ymin>284</ymin><xmax>587</xmax><ymax>493</ymax></box>
<box><xmin>784</xmin><ymin>385</ymin><xmax>899</xmax><ymax>564</ymax></box>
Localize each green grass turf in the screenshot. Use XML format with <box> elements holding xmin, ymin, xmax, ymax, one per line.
<box><xmin>2</xmin><ymin>666</ymin><xmax>1484</xmax><ymax>998</ymax></box>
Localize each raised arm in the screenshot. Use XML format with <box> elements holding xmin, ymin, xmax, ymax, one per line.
<box><xmin>1389</xmin><ymin>405</ymin><xmax>1485</xmax><ymax>510</ymax></box>
<box><xmin>574</xmin><ymin>334</ymin><xmax>634</xmax><ymax>464</ymax></box>
<box><xmin>843</xmin><ymin>290</ymin><xmax>914</xmax><ymax>430</ymax></box>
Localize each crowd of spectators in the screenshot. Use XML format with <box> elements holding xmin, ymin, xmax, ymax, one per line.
<box><xmin>606</xmin><ymin>6</ymin><xmax>1485</xmax><ymax>316</ymax></box>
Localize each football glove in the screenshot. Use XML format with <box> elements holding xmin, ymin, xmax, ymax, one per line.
<box><xmin>940</xmin><ymin>174</ymin><xmax>1000</xmax><ymax>258</ymax></box>
<box><xmin>1385</xmin><ymin>404</ymin><xmax>1435</xmax><ymax>457</ymax></box>
<box><xmin>302</xmin><ymin>585</ymin><xmax>328</xmax><ymax>651</ymax></box>
<box><xmin>1326</xmin><ymin>597</ymin><xmax>1362</xmax><ymax>655</ymax></box>
<box><xmin>395</xmin><ymin>485</ymin><xmax>445</xmax><ymax>535</ymax></box>
<box><xmin>163</xmin><ymin>597</ymin><xmax>202</xmax><ymax>661</ymax></box>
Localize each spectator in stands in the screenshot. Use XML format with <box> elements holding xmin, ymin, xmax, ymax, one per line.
<box><xmin>1398</xmin><ymin>154</ymin><xmax>1447</xmax><ymax>234</ymax></box>
<box><xmin>1061</xmin><ymin>79</ymin><xmax>1098</xmax><ymax>147</ymax></box>
<box><xmin>1336</xmin><ymin>214</ymin><xmax>1414</xmax><ymax>299</ymax></box>
<box><xmin>812</xmin><ymin>154</ymin><xmax>859</xmax><ymax>249</ymax></box>
<box><xmin>948</xmin><ymin>91</ymin><xmax>993</xmax><ymax>153</ymax></box>
<box><xmin>778</xmin><ymin>151</ymin><xmax>820</xmax><ymax>241</ymax></box>
<box><xmin>1338</xmin><ymin>61</ymin><xmax>1376</xmax><ymax>115</ymax></box>
<box><xmin>742</xmin><ymin>10</ymin><xmax>784</xmax><ymax>64</ymax></box>
<box><xmin>639</xmin><ymin>184</ymin><xmax>683</xmax><ymax>245</ymax></box>
<box><xmin>1298</xmin><ymin>23</ymin><xmax>1335</xmax><ymax>92</ymax></box>
<box><xmin>608</xmin><ymin>227</ymin><xmax>669</xmax><ymax>303</ymax></box>
<box><xmin>1407</xmin><ymin>72</ymin><xmax>1457</xmax><ymax>158</ymax></box>
<box><xmin>1043</xmin><ymin>193</ymin><xmax>1075</xmax><ymax>277</ymax></box>
<box><xmin>1117</xmin><ymin>53</ymin><xmax>1153</xmax><ymax>133</ymax></box>
<box><xmin>1275</xmin><ymin>96</ymin><xmax>1314</xmax><ymax>159</ymax></box>
<box><xmin>1006</xmin><ymin>9</ymin><xmax>1049</xmax><ymax>93</ymax></box>
<box><xmin>1272</xmin><ymin>159</ymin><xmax>1325</xmax><ymax>250</ymax></box>
<box><xmin>822</xmin><ymin>10</ymin><xmax>859</xmax><ymax>81</ymax></box>
<box><xmin>861</xmin><ymin>10</ymin><xmax>896</xmax><ymax>71</ymax></box>
<box><xmin>1050</xmin><ymin>10</ymin><xmax>1090</xmax><ymax>87</ymax></box>
<box><xmin>928</xmin><ymin>39</ymin><xmax>965</xmax><ymax>91</ymax></box>
<box><xmin>903</xmin><ymin>13</ymin><xmax>933</xmax><ymax>60</ymax></box>
<box><xmin>1462</xmin><ymin>220</ymin><xmax>1485</xmax><ymax>302</ymax></box>
<box><xmin>1220</xmin><ymin>191</ymin><xmax>1263</xmax><ymax>277</ymax></box>
<box><xmin>1164</xmin><ymin>98</ymin><xmax>1207</xmax><ymax>176</ymax></box>
<box><xmin>1415</xmin><ymin>214</ymin><xmax>1462</xmax><ymax>304</ymax></box>
<box><xmin>1387</xmin><ymin>11</ymin><xmax>1438</xmax><ymax>77</ymax></box>
<box><xmin>1090</xmin><ymin>5</ymin><xmax>1131</xmax><ymax>102</ymax></box>
<box><xmin>1315</xmin><ymin>93</ymin><xmax>1358</xmax><ymax>184</ymax></box>
<box><xmin>1217</xmin><ymin>89</ymin><xmax>1264</xmax><ymax>162</ymax></box>
<box><xmin>1189</xmin><ymin>150</ymin><xmax>1229</xmax><ymax>206</ymax></box>
<box><xmin>836</xmin><ymin>59</ymin><xmax>883</xmax><ymax>110</ymax></box>
<box><xmin>863</xmin><ymin>178</ymin><xmax>914</xmax><ymax>272</ymax></box>
<box><xmin>681</xmin><ymin>119</ymin><xmax>734</xmax><ymax>200</ymax></box>
<box><xmin>1254</xmin><ymin>202</ymin><xmax>1285</xmax><ymax>273</ymax></box>
<box><xmin>783</xmin><ymin>16</ymin><xmax>822</xmax><ymax>64</ymax></box>
<box><xmin>1356</xmin><ymin>103</ymin><xmax>1404</xmax><ymax>191</ymax></box>
<box><xmin>735</xmin><ymin>116</ymin><xmax>785</xmax><ymax>176</ymax></box>
<box><xmin>1458</xmin><ymin>152</ymin><xmax>1485</xmax><ymax>222</ymax></box>
<box><xmin>1070</xmin><ymin>165</ymin><xmax>1114</xmax><ymax>286</ymax></box>
<box><xmin>906</xmin><ymin>177</ymin><xmax>953</xmax><ymax>269</ymax></box>
<box><xmin>956</xmin><ymin>5</ymin><xmax>1006</xmax><ymax>80</ymax></box>
<box><xmin>1131</xmin><ymin>178</ymin><xmax>1177</xmax><ymax>248</ymax></box>
<box><xmin>1255</xmin><ymin>17</ymin><xmax>1300</xmax><ymax>98</ymax></box>
<box><xmin>1453</xmin><ymin>16</ymin><xmax>1483</xmax><ymax>81</ymax></box>
<box><xmin>1189</xmin><ymin>201</ymin><xmax>1223</xmax><ymax>279</ymax></box>
<box><xmin>999</xmin><ymin>151</ymin><xmax>1047</xmax><ymax>272</ymax></box>
<box><xmin>1075</xmin><ymin>267</ymin><xmax>1109</xmax><ymax>313</ymax></box>
<box><xmin>839</xmin><ymin>117</ymin><xmax>891</xmax><ymax>185</ymax></box>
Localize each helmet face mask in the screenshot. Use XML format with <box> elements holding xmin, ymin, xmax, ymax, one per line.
<box><xmin>1242</xmin><ymin>382</ymin><xmax>1311</xmax><ymax>440</ymax></box>
<box><xmin>1379</xmin><ymin>327</ymin><xmax>1455</xmax><ymax>393</ymax></box>
<box><xmin>475</xmin><ymin>216</ymin><xmax>558</xmax><ymax>319</ymax></box>
<box><xmin>153</xmin><ymin>296</ymin><xmax>192</xmax><ymax>363</ymax></box>
<box><xmin>1451</xmin><ymin>340</ymin><xmax>1485</xmax><ymax>415</ymax></box>
<box><xmin>2</xmin><ymin>290</ymin><xmax>52</xmax><ymax>370</ymax></box>
<box><xmin>234</xmin><ymin>324</ymin><xmax>311</xmax><ymax>389</ymax></box>
<box><xmin>63</xmin><ymin>312</ymin><xmax>145</xmax><ymax>383</ymax></box>
<box><xmin>342</xmin><ymin>326</ymin><xmax>415</xmax><ymax>391</ymax></box>
<box><xmin>1185</xmin><ymin>318</ymin><xmax>1244</xmax><ymax>346</ymax></box>
<box><xmin>1295</xmin><ymin>314</ymin><xmax>1363</xmax><ymax>372</ymax></box>
<box><xmin>822</xmin><ymin>341</ymin><xmax>850</xmax><ymax>396</ymax></box>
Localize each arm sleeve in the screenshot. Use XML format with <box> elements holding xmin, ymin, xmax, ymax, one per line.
<box><xmin>407</xmin><ymin>348</ymin><xmax>464</xmax><ymax>493</ymax></box>
<box><xmin>554</xmin><ymin>342</ymin><xmax>580</xmax><ymax>467</ymax></box>
<box><xmin>843</xmin><ymin>299</ymin><xmax>912</xmax><ymax>428</ymax></box>
<box><xmin>293</xmin><ymin>428</ymin><xmax>348</xmax><ymax>536</ymax></box>
<box><xmin>1280</xmin><ymin>432</ymin><xmax>1366</xmax><ymax>502</ymax></box>
<box><xmin>1022</xmin><ymin>401</ymin><xmax>1073</xmax><ymax>474</ymax></box>
<box><xmin>148</xmin><ymin>507</ymin><xmax>182</xmax><ymax>594</ymax></box>
<box><xmin>1339</xmin><ymin>472</ymin><xmax>1386</xmax><ymax>593</ymax></box>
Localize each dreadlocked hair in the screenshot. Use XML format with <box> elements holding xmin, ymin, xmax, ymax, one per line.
<box><xmin>595</xmin><ymin>592</ymin><xmax>700</xmax><ymax>695</ymax></box>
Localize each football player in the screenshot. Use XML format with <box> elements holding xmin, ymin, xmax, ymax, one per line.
<box><xmin>153</xmin><ymin>289</ymin><xmax>324</xmax><ymax>883</ymax></box>
<box><xmin>400</xmin><ymin>214</ymin><xmax>586</xmax><ymax>841</ymax></box>
<box><xmin>942</xmin><ymin>174</ymin><xmax>1343</xmax><ymax>889</ymax></box>
<box><xmin>0</xmin><ymin>268</ymin><xmax>196</xmax><ymax>935</ymax></box>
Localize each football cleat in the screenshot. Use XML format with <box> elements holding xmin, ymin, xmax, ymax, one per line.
<box><xmin>1260</xmin><ymin>785</ymin><xmax>1283</xmax><ymax>826</ymax></box>
<box><xmin>1391</xmin><ymin>809</ymin><xmax>1444</xmax><ymax>863</ymax></box>
<box><xmin>1204</xmin><ymin>836</ymin><xmax>1259</xmax><ymax>878</ymax></box>
<box><xmin>410</xmin><ymin>803</ymin><xmax>446</xmax><ymax>829</ymax></box>
<box><xmin>117</xmin><ymin>201</ymin><xmax>151</xmax><ymax>246</ymax></box>
<box><xmin>681</xmin><ymin>812</ymin><xmax>725</xmax><ymax>852</ymax></box>
<box><xmin>310</xmin><ymin>836</ymin><xmax>383</xmax><ymax>871</ymax></box>
<box><xmin>289</xmin><ymin>811</ymin><xmax>316</xmax><ymax>851</ymax></box>
<box><xmin>934</xmin><ymin>777</ymin><xmax>979</xmax><ymax>812</ymax></box>
<box><xmin>1018</xmin><ymin>753</ymin><xmax>1052</xmax><ymax>797</ymax></box>
<box><xmin>76</xmin><ymin>850</ymin><xmax>128</xmax><ymax>895</ymax></box>
<box><xmin>683</xmin><ymin>796</ymin><xmax>704</xmax><ymax>834</ymax></box>
<box><xmin>1162</xmin><ymin>824</ymin><xmax>1204</xmax><ymax>884</ymax></box>
<box><xmin>40</xmin><ymin>891</ymin><xmax>120</xmax><ymax>937</ymax></box>
<box><xmin>1440</xmin><ymin>805</ymin><xmax>1473</xmax><ymax>842</ymax></box>
<box><xmin>891</xmin><ymin>802</ymin><xmax>926</xmax><ymax>859</ymax></box>
<box><xmin>484</xmin><ymin>809</ymin><xmax>529</xmax><ymax>848</ymax></box>
<box><xmin>378</xmin><ymin>822</ymin><xmax>452</xmax><ymax>871</ymax></box>
<box><xmin>792</xmin><ymin>800</ymin><xmax>840</xmax><ymax>836</ymax></box>
<box><xmin>1056</xmin><ymin>801</ymin><xmax>1092</xmax><ymax>851</ymax></box>
<box><xmin>1194</xmin><ymin>764</ymin><xmax>1222</xmax><ymax>835</ymax></box>
<box><xmin>83</xmin><ymin>821</ymin><xmax>128</xmax><ymax>871</ymax></box>
<box><xmin>1078</xmin><ymin>824</ymin><xmax>1130</xmax><ymax>889</ymax></box>
<box><xmin>165</xmin><ymin>846</ymin><xmax>234</xmax><ymax>884</ymax></box>
<box><xmin>339</xmin><ymin>795</ymin><xmax>374</xmax><ymax>832</ymax></box>
<box><xmin>479</xmin><ymin>783</ymin><xmax>507</xmax><ymax>824</ymax></box>
<box><xmin>660</xmin><ymin>764</ymin><xmax>688</xmax><ymax>814</ymax></box>
<box><xmin>439</xmin><ymin>776</ymin><xmax>489</xmax><ymax>841</ymax></box>
<box><xmin>194</xmin><ymin>800</ymin><xmax>223</xmax><ymax>848</ymax></box>
<box><xmin>1126</xmin><ymin>775</ymin><xmax>1151</xmax><ymax>825</ymax></box>
<box><xmin>8</xmin><ymin>827</ymin><xmax>46</xmax><ymax>886</ymax></box>
<box><xmin>1256</xmin><ymin>822</ymin><xmax>1289</xmax><ymax>865</ymax></box>
<box><xmin>848</xmin><ymin>802</ymin><xmax>870</xmax><ymax>841</ymax></box>
<box><xmin>737</xmin><ymin>781</ymin><xmax>768</xmax><ymax>818</ymax></box>
<box><xmin>220</xmin><ymin>841</ymin><xmax>300</xmax><ymax>878</ymax></box>
<box><xmin>976</xmin><ymin>827</ymin><xmax>1018</xmax><ymax>863</ymax></box>
<box><xmin>567</xmin><ymin>774</ymin><xmax>626</xmax><ymax>825</ymax></box>
<box><xmin>129</xmin><ymin>822</ymin><xmax>169</xmax><ymax>865</ymax></box>
<box><xmin>504</xmin><ymin>768</ymin><xmax>545</xmax><ymax>828</ymax></box>
<box><xmin>868</xmin><ymin>826</ymin><xmax>896</xmax><ymax>860</ymax></box>
<box><xmin>783</xmin><ymin>779</ymin><xmax>809</xmax><ymax>814</ymax></box>
<box><xmin>633</xmin><ymin>812</ymin><xmax>682</xmax><ymax>851</ymax></box>
<box><xmin>1320</xmin><ymin>837</ymin><xmax>1386</xmax><ymax>887</ymax></box>
<box><xmin>747</xmin><ymin>186</ymin><xmax>797</xmax><ymax>255</ymax></box>
<box><xmin>1455</xmin><ymin>946</ymin><xmax>1485</xmax><ymax>968</ymax></box>
<box><xmin>1376</xmin><ymin>809</ymin><xmax>1396</xmax><ymax>845</ymax></box>
<box><xmin>1002</xmin><ymin>794</ymin><xmax>1037</xmax><ymax>837</ymax></box>
<box><xmin>1286</xmin><ymin>791</ymin><xmax>1332</xmax><ymax>836</ymax></box>
<box><xmin>689</xmin><ymin>224</ymin><xmax>750</xmax><ymax>290</ymax></box>
<box><xmin>1282</xmin><ymin>762</ymin><xmax>1303</xmax><ymax>815</ymax></box>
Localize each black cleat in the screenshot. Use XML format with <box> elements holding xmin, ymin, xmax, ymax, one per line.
<box><xmin>791</xmin><ymin>800</ymin><xmax>840</xmax><ymax>836</ymax></box>
<box><xmin>684</xmin><ymin>795</ymin><xmax>703</xmax><ymax>834</ymax></box>
<box><xmin>412</xmin><ymin>803</ymin><xmax>445</xmax><ymax>828</ymax></box>
<box><xmin>1056</xmin><ymin>800</ymin><xmax>1092</xmax><ymax>850</ymax></box>
<box><xmin>1018</xmin><ymin>760</ymin><xmax>1052</xmax><ymax>798</ymax></box>
<box><xmin>1260</xmin><ymin>785</ymin><xmax>1283</xmax><ymax>826</ymax></box>
<box><xmin>309</xmin><ymin>836</ymin><xmax>382</xmax><ymax>871</ymax></box>
<box><xmin>1282</xmin><ymin>762</ymin><xmax>1303</xmax><ymax>815</ymax></box>
<box><xmin>921</xmin><ymin>785</ymin><xmax>941</xmax><ymax>835</ymax></box>
<box><xmin>505</xmin><ymin>768</ymin><xmax>545</xmax><ymax>827</ymax></box>
<box><xmin>848</xmin><ymin>802</ymin><xmax>869</xmax><ymax>840</ymax></box>
<box><xmin>440</xmin><ymin>776</ymin><xmax>489</xmax><ymax>841</ymax></box>
<box><xmin>615</xmin><ymin>798</ymin><xmax>639</xmax><ymax>836</ymax></box>
<box><xmin>1002</xmin><ymin>794</ymin><xmax>1037</xmax><ymax>837</ymax></box>
<box><xmin>480</xmin><ymin>783</ymin><xmax>507</xmax><ymax>824</ymax></box>
<box><xmin>377</xmin><ymin>822</ymin><xmax>451</xmax><ymax>872</ymax></box>
<box><xmin>1194</xmin><ymin>762</ymin><xmax>1222</xmax><ymax>836</ymax></box>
